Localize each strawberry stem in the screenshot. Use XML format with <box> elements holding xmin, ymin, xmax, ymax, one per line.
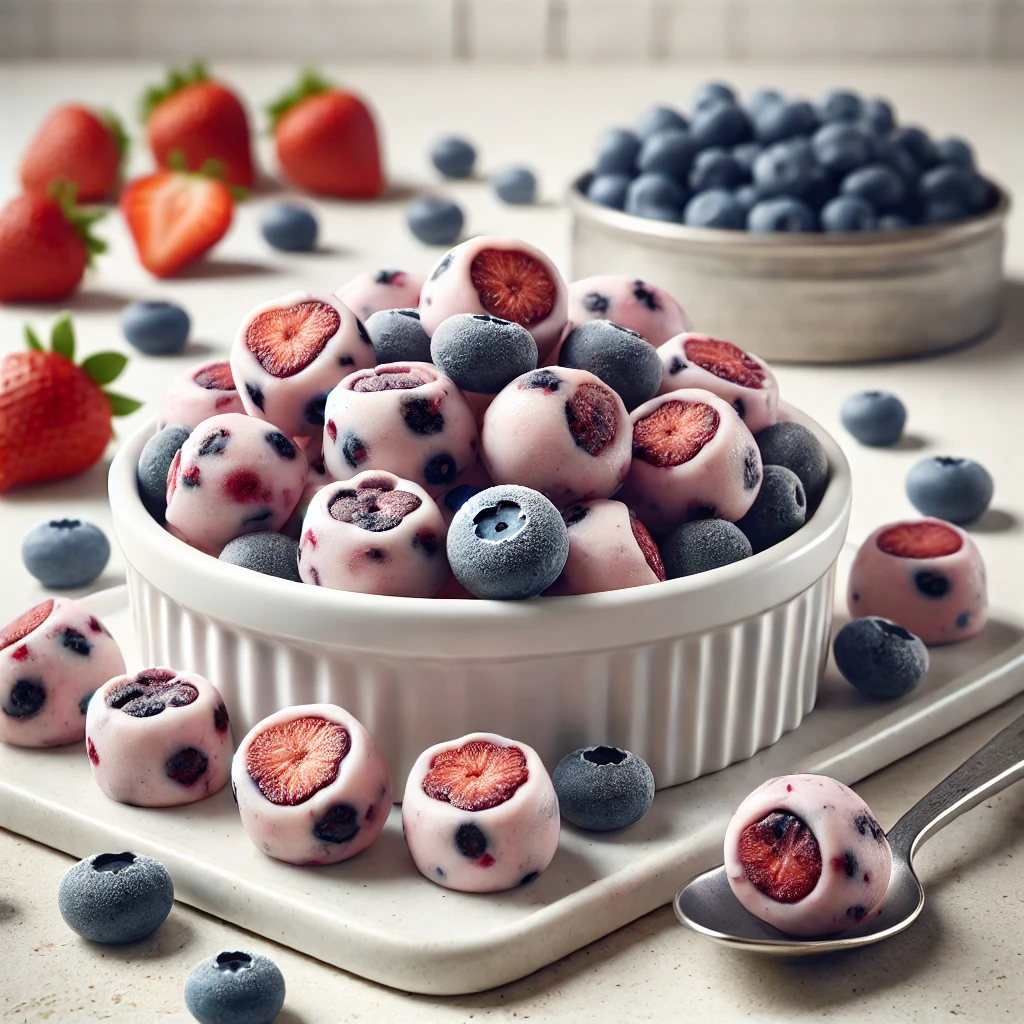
<box><xmin>47</xmin><ymin>181</ymin><xmax>108</xmax><ymax>264</ymax></box>
<box><xmin>101</xmin><ymin>109</ymin><xmax>130</xmax><ymax>172</ymax></box>
<box><xmin>266</xmin><ymin>70</ymin><xmax>333</xmax><ymax>132</ymax></box>
<box><xmin>139</xmin><ymin>59</ymin><xmax>209</xmax><ymax>123</ymax></box>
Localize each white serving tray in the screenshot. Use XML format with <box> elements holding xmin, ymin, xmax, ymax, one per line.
<box><xmin>3</xmin><ymin>579</ymin><xmax>1024</xmax><ymax>995</ymax></box>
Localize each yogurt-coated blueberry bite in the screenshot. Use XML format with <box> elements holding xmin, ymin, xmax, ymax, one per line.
<box><xmin>164</xmin><ymin>414</ymin><xmax>307</xmax><ymax>556</ymax></box>
<box><xmin>219</xmin><ymin>532</ymin><xmax>302</xmax><ymax>583</ymax></box>
<box><xmin>335</xmin><ymin>268</ymin><xmax>426</xmax><ymax>322</ymax></box>
<box><xmin>659</xmin><ymin>519</ymin><xmax>752</xmax><ymax>578</ymax></box>
<box><xmin>322</xmin><ymin>362</ymin><xmax>478</xmax><ymax>497</ymax></box>
<box><xmin>418</xmin><ymin>237</ymin><xmax>568</xmax><ymax>361</ymax></box>
<box><xmin>231</xmin><ymin>291</ymin><xmax>375</xmax><ymax>440</ymax></box>
<box><xmin>298</xmin><ymin>472</ymin><xmax>448</xmax><ymax>597</ymax></box>
<box><xmin>724</xmin><ymin>774</ymin><xmax>892</xmax><ymax>937</ymax></box>
<box><xmin>754</xmin><ymin>421</ymin><xmax>829</xmax><ymax>512</ymax></box>
<box><xmin>567</xmin><ymin>275</ymin><xmax>691</xmax><ymax>346</ymax></box>
<box><xmin>86</xmin><ymin>668</ymin><xmax>233</xmax><ymax>807</ymax></box>
<box><xmin>557</xmin><ymin>320</ymin><xmax>662</xmax><ymax>412</ymax></box>
<box><xmin>430</xmin><ymin>314</ymin><xmax>538</xmax><ymax>395</ymax></box>
<box><xmin>402</xmin><ymin>732</ymin><xmax>560</xmax><ymax>893</ymax></box>
<box><xmin>735</xmin><ymin>464</ymin><xmax>806</xmax><ymax>553</ymax></box>
<box><xmin>905</xmin><ymin>456</ymin><xmax>993</xmax><ymax>525</ymax></box>
<box><xmin>481</xmin><ymin>368</ymin><xmax>632</xmax><ymax>508</ymax></box>
<box><xmin>58</xmin><ymin>851</ymin><xmax>174</xmax><ymax>944</ymax></box>
<box><xmin>545</xmin><ymin>499</ymin><xmax>664</xmax><ymax>596</ymax></box>
<box><xmin>552</xmin><ymin>745</ymin><xmax>655</xmax><ymax>831</ymax></box>
<box><xmin>185</xmin><ymin>950</ymin><xmax>286</xmax><ymax>1024</ymax></box>
<box><xmin>137</xmin><ymin>424</ymin><xmax>190</xmax><ymax>523</ymax></box>
<box><xmin>656</xmin><ymin>334</ymin><xmax>779</xmax><ymax>434</ymax></box>
<box><xmin>0</xmin><ymin>598</ymin><xmax>125</xmax><ymax>748</ymax></box>
<box><xmin>621</xmin><ymin>388</ymin><xmax>763</xmax><ymax>535</ymax></box>
<box><xmin>232</xmin><ymin>703</ymin><xmax>391</xmax><ymax>866</ymax></box>
<box><xmin>847</xmin><ymin>518</ymin><xmax>987</xmax><ymax>645</ymax></box>
<box><xmin>833</xmin><ymin>617</ymin><xmax>930</xmax><ymax>700</ymax></box>
<box><xmin>364</xmin><ymin>308</ymin><xmax>433</xmax><ymax>364</ymax></box>
<box><xmin>158</xmin><ymin>360</ymin><xmax>244</xmax><ymax>430</ymax></box>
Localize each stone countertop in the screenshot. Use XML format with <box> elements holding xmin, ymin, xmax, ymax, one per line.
<box><xmin>1</xmin><ymin>60</ymin><xmax>1023</xmax><ymax>1023</ymax></box>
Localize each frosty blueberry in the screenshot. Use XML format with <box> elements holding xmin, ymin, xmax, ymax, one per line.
<box><xmin>735</xmin><ymin>464</ymin><xmax>807</xmax><ymax>553</ymax></box>
<box><xmin>364</xmin><ymin>308</ymin><xmax>433</xmax><ymax>364</ymax></box>
<box><xmin>138</xmin><ymin>424</ymin><xmax>190</xmax><ymax>522</ymax></box>
<box><xmin>219</xmin><ymin>532</ymin><xmax>301</xmax><ymax>582</ymax></box>
<box><xmin>552</xmin><ymin>745</ymin><xmax>655</xmax><ymax>832</ymax></box>
<box><xmin>840</xmin><ymin>391</ymin><xmax>907</xmax><ymax>447</ymax></box>
<box><xmin>659</xmin><ymin>519</ymin><xmax>752</xmax><ymax>578</ymax></box>
<box><xmin>833</xmin><ymin>617</ymin><xmax>929</xmax><ymax>700</ymax></box>
<box><xmin>184</xmin><ymin>950</ymin><xmax>286</xmax><ymax>1024</ymax></box>
<box><xmin>430</xmin><ymin>313</ymin><xmax>538</xmax><ymax>395</ymax></box>
<box><xmin>906</xmin><ymin>456</ymin><xmax>993</xmax><ymax>524</ymax></box>
<box><xmin>22</xmin><ymin>518</ymin><xmax>110</xmax><ymax>589</ymax></box>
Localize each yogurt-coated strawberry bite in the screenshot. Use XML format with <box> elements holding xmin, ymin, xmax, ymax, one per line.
<box><xmin>848</xmin><ymin>518</ymin><xmax>987</xmax><ymax>645</ymax></box>
<box><xmin>232</xmin><ymin>704</ymin><xmax>391</xmax><ymax>866</ymax></box>
<box><xmin>158</xmin><ymin>360</ymin><xmax>245</xmax><ymax>430</ymax></box>
<box><xmin>620</xmin><ymin>388</ymin><xmax>763</xmax><ymax>534</ymax></box>
<box><xmin>86</xmin><ymin>669</ymin><xmax>233</xmax><ymax>807</ymax></box>
<box><xmin>335</xmin><ymin>268</ymin><xmax>426</xmax><ymax>321</ymax></box>
<box><xmin>724</xmin><ymin>774</ymin><xmax>892</xmax><ymax>937</ymax></box>
<box><xmin>657</xmin><ymin>334</ymin><xmax>779</xmax><ymax>434</ymax></box>
<box><xmin>567</xmin><ymin>275</ymin><xmax>691</xmax><ymax>346</ymax></box>
<box><xmin>403</xmin><ymin>732</ymin><xmax>560</xmax><ymax>893</ymax></box>
<box><xmin>165</xmin><ymin>414</ymin><xmax>307</xmax><ymax>555</ymax></box>
<box><xmin>0</xmin><ymin>599</ymin><xmax>125</xmax><ymax>748</ymax></box>
<box><xmin>232</xmin><ymin>291</ymin><xmax>375</xmax><ymax>439</ymax></box>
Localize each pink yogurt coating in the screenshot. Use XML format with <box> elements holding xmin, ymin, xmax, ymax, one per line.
<box><xmin>481</xmin><ymin>367</ymin><xmax>632</xmax><ymax>509</ymax></box>
<box><xmin>157</xmin><ymin>360</ymin><xmax>245</xmax><ymax>430</ymax></box>
<box><xmin>847</xmin><ymin>518</ymin><xmax>988</xmax><ymax>645</ymax></box>
<box><xmin>0</xmin><ymin>599</ymin><xmax>125</xmax><ymax>748</ymax></box>
<box><xmin>724</xmin><ymin>774</ymin><xmax>892</xmax><ymax>937</ymax></box>
<box><xmin>567</xmin><ymin>275</ymin><xmax>691</xmax><ymax>346</ymax></box>
<box><xmin>231</xmin><ymin>703</ymin><xmax>392</xmax><ymax>866</ymax></box>
<box><xmin>322</xmin><ymin>362</ymin><xmax>478</xmax><ymax>498</ymax></box>
<box><xmin>335</xmin><ymin>268</ymin><xmax>426</xmax><ymax>321</ymax></box>
<box><xmin>418</xmin><ymin>236</ymin><xmax>568</xmax><ymax>361</ymax></box>
<box><xmin>620</xmin><ymin>388</ymin><xmax>763</xmax><ymax>535</ymax></box>
<box><xmin>165</xmin><ymin>413</ymin><xmax>307</xmax><ymax>556</ymax></box>
<box><xmin>656</xmin><ymin>334</ymin><xmax>779</xmax><ymax>435</ymax></box>
<box><xmin>298</xmin><ymin>471</ymin><xmax>449</xmax><ymax>597</ymax></box>
<box><xmin>545</xmin><ymin>499</ymin><xmax>664</xmax><ymax>596</ymax></box>
<box><xmin>231</xmin><ymin>290</ymin><xmax>375</xmax><ymax>439</ymax></box>
<box><xmin>85</xmin><ymin>668</ymin><xmax>233</xmax><ymax>807</ymax></box>
<box><xmin>402</xmin><ymin>731</ymin><xmax>560</xmax><ymax>893</ymax></box>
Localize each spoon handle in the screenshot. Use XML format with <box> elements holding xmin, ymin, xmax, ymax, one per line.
<box><xmin>885</xmin><ymin>710</ymin><xmax>1024</xmax><ymax>861</ymax></box>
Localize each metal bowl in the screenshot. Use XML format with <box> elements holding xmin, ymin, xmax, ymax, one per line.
<box><xmin>567</xmin><ymin>175</ymin><xmax>1010</xmax><ymax>363</ymax></box>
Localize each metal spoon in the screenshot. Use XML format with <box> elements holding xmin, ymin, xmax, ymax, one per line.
<box><xmin>674</xmin><ymin>710</ymin><xmax>1024</xmax><ymax>954</ymax></box>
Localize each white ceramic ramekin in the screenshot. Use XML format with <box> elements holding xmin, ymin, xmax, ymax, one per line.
<box><xmin>109</xmin><ymin>404</ymin><xmax>851</xmax><ymax>790</ymax></box>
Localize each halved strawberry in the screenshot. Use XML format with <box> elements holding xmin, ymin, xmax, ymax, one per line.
<box><xmin>0</xmin><ymin>600</ymin><xmax>54</xmax><ymax>651</ymax></box>
<box><xmin>738</xmin><ymin>810</ymin><xmax>822</xmax><ymax>903</ymax></box>
<box><xmin>683</xmin><ymin>335</ymin><xmax>766</xmax><ymax>390</ymax></box>
<box><xmin>877</xmin><ymin>520</ymin><xmax>963</xmax><ymax>559</ymax></box>
<box><xmin>421</xmin><ymin>739</ymin><xmax>529</xmax><ymax>811</ymax></box>
<box><xmin>245</xmin><ymin>716</ymin><xmax>351</xmax><ymax>806</ymax></box>
<box><xmin>469</xmin><ymin>249</ymin><xmax>557</xmax><ymax>327</ymax></box>
<box><xmin>632</xmin><ymin>399</ymin><xmax>720</xmax><ymax>468</ymax></box>
<box><xmin>244</xmin><ymin>300</ymin><xmax>340</xmax><ymax>377</ymax></box>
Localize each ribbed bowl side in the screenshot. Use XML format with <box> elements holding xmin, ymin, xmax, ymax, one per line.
<box><xmin>127</xmin><ymin>563</ymin><xmax>836</xmax><ymax>790</ymax></box>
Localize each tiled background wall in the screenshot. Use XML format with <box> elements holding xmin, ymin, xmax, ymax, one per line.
<box><xmin>2</xmin><ymin>0</ymin><xmax>1024</xmax><ymax>59</ymax></box>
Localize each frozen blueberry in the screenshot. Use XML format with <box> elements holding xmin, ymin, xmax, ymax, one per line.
<box><xmin>833</xmin><ymin>617</ymin><xmax>929</xmax><ymax>700</ymax></box>
<box><xmin>431</xmin><ymin>136</ymin><xmax>476</xmax><ymax>178</ymax></box>
<box><xmin>753</xmin><ymin>99</ymin><xmax>818</xmax><ymax>145</ymax></box>
<box><xmin>22</xmin><ymin>519</ymin><xmax>110</xmax><ymax>588</ymax></box>
<box><xmin>690</xmin><ymin>102</ymin><xmax>751</xmax><ymax>150</ymax></box>
<box><xmin>874</xmin><ymin>137</ymin><xmax>921</xmax><ymax>187</ymax></box>
<box><xmin>692</xmin><ymin>81</ymin><xmax>736</xmax><ymax>114</ymax></box>
<box><xmin>906</xmin><ymin>456</ymin><xmax>993</xmax><ymax>524</ymax></box>
<box><xmin>755</xmin><ymin>421</ymin><xmax>829</xmax><ymax>511</ymax></box>
<box><xmin>840</xmin><ymin>163</ymin><xmax>906</xmax><ymax>213</ymax></box>
<box><xmin>638</xmin><ymin>129</ymin><xmax>700</xmax><ymax>182</ymax></box>
<box><xmin>934</xmin><ymin>137</ymin><xmax>974</xmax><ymax>170</ymax></box>
<box><xmin>407</xmin><ymin>198</ymin><xmax>464</xmax><ymax>245</ymax></box>
<box><xmin>595</xmin><ymin>128</ymin><xmax>641</xmax><ymax>176</ymax></box>
<box><xmin>586</xmin><ymin>173</ymin><xmax>631</xmax><ymax>210</ymax></box>
<box><xmin>878</xmin><ymin>214</ymin><xmax>912</xmax><ymax>230</ymax></box>
<box><xmin>735</xmin><ymin>465</ymin><xmax>807</xmax><ymax>553</ymax></box>
<box><xmin>121</xmin><ymin>301</ymin><xmax>190</xmax><ymax>356</ymax></box>
<box><xmin>812</xmin><ymin>122</ymin><xmax>872</xmax><ymax>178</ymax></box>
<box><xmin>891</xmin><ymin>126</ymin><xmax>936</xmax><ymax>171</ymax></box>
<box><xmin>184</xmin><ymin>950</ymin><xmax>286</xmax><ymax>1024</ymax></box>
<box><xmin>820</xmin><ymin>194</ymin><xmax>877</xmax><ymax>232</ymax></box>
<box><xmin>752</xmin><ymin>140</ymin><xmax>816</xmax><ymax>198</ymax></box>
<box><xmin>733</xmin><ymin>184</ymin><xmax>759</xmax><ymax>211</ymax></box>
<box><xmin>660</xmin><ymin>519</ymin><xmax>752</xmax><ymax>579</ymax></box>
<box><xmin>731</xmin><ymin>141</ymin><xmax>762</xmax><ymax>174</ymax></box>
<box><xmin>552</xmin><ymin>745</ymin><xmax>655</xmax><ymax>832</ymax></box>
<box><xmin>625</xmin><ymin>172</ymin><xmax>688</xmax><ymax>221</ymax></box>
<box><xmin>684</xmin><ymin>188</ymin><xmax>747</xmax><ymax>230</ymax></box>
<box><xmin>840</xmin><ymin>391</ymin><xmax>907</xmax><ymax>446</ymax></box>
<box><xmin>138</xmin><ymin>424</ymin><xmax>190</xmax><ymax>523</ymax></box>
<box><xmin>636</xmin><ymin>104</ymin><xmax>688</xmax><ymax>140</ymax></box>
<box><xmin>922</xmin><ymin>200</ymin><xmax>968</xmax><ymax>224</ymax></box>
<box><xmin>861</xmin><ymin>97</ymin><xmax>895</xmax><ymax>135</ymax></box>
<box><xmin>447</xmin><ymin>485</ymin><xmax>569</xmax><ymax>600</ymax></box>
<box><xmin>818</xmin><ymin>88</ymin><xmax>863</xmax><ymax>123</ymax></box>
<box><xmin>747</xmin><ymin>197</ymin><xmax>815</xmax><ymax>233</ymax></box>
<box><xmin>919</xmin><ymin>164</ymin><xmax>988</xmax><ymax>214</ymax></box>
<box><xmin>259</xmin><ymin>202</ymin><xmax>318</xmax><ymax>252</ymax></box>
<box><xmin>557</xmin><ymin>319</ymin><xmax>662</xmax><ymax>411</ymax></box>
<box><xmin>219</xmin><ymin>532</ymin><xmax>301</xmax><ymax>582</ymax></box>
<box><xmin>58</xmin><ymin>851</ymin><xmax>173</xmax><ymax>944</ymax></box>
<box><xmin>689</xmin><ymin>148</ymin><xmax>744</xmax><ymax>192</ymax></box>
<box><xmin>491</xmin><ymin>165</ymin><xmax>537</xmax><ymax>205</ymax></box>
<box><xmin>745</xmin><ymin>88</ymin><xmax>784</xmax><ymax>116</ymax></box>
<box><xmin>364</xmin><ymin>308</ymin><xmax>432</xmax><ymax>364</ymax></box>
<box><xmin>431</xmin><ymin>313</ymin><xmax>538</xmax><ymax>394</ymax></box>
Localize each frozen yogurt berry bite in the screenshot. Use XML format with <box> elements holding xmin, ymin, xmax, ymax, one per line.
<box><xmin>481</xmin><ymin>367</ymin><xmax>632</xmax><ymax>508</ymax></box>
<box><xmin>0</xmin><ymin>599</ymin><xmax>125</xmax><ymax>748</ymax></box>
<box><xmin>86</xmin><ymin>668</ymin><xmax>233</xmax><ymax>807</ymax></box>
<box><xmin>847</xmin><ymin>518</ymin><xmax>987</xmax><ymax>645</ymax></box>
<box><xmin>402</xmin><ymin>732</ymin><xmax>560</xmax><ymax>893</ymax></box>
<box><xmin>165</xmin><ymin>413</ymin><xmax>307</xmax><ymax>555</ymax></box>
<box><xmin>298</xmin><ymin>472</ymin><xmax>448</xmax><ymax>597</ymax></box>
<box><xmin>620</xmin><ymin>389</ymin><xmax>763</xmax><ymax>535</ymax></box>
<box><xmin>567</xmin><ymin>275</ymin><xmax>691</xmax><ymax>346</ymax></box>
<box><xmin>231</xmin><ymin>703</ymin><xmax>391</xmax><ymax>866</ymax></box>
<box><xmin>335</xmin><ymin>268</ymin><xmax>426</xmax><ymax>321</ymax></box>
<box><xmin>158</xmin><ymin>360</ymin><xmax>245</xmax><ymax>430</ymax></box>
<box><xmin>322</xmin><ymin>362</ymin><xmax>478</xmax><ymax>497</ymax></box>
<box><xmin>232</xmin><ymin>291</ymin><xmax>375</xmax><ymax>439</ymax></box>
<box><xmin>724</xmin><ymin>774</ymin><xmax>892</xmax><ymax>937</ymax></box>
<box><xmin>418</xmin><ymin>237</ymin><xmax>568</xmax><ymax>361</ymax></box>
<box><xmin>656</xmin><ymin>334</ymin><xmax>779</xmax><ymax>434</ymax></box>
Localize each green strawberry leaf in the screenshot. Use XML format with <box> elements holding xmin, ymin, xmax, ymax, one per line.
<box><xmin>50</xmin><ymin>314</ymin><xmax>75</xmax><ymax>361</ymax></box>
<box><xmin>24</xmin><ymin>325</ymin><xmax>44</xmax><ymax>352</ymax></box>
<box><xmin>105</xmin><ymin>391</ymin><xmax>144</xmax><ymax>417</ymax></box>
<box><xmin>266</xmin><ymin>70</ymin><xmax>332</xmax><ymax>133</ymax></box>
<box><xmin>48</xmin><ymin>182</ymin><xmax>107</xmax><ymax>264</ymax></box>
<box><xmin>139</xmin><ymin>59</ymin><xmax>209</xmax><ymax>123</ymax></box>
<box><xmin>82</xmin><ymin>351</ymin><xmax>128</xmax><ymax>386</ymax></box>
<box><xmin>100</xmin><ymin>109</ymin><xmax>130</xmax><ymax>170</ymax></box>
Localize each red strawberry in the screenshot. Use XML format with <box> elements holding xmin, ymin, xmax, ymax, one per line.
<box><xmin>141</xmin><ymin>61</ymin><xmax>254</xmax><ymax>189</ymax></box>
<box><xmin>19</xmin><ymin>105</ymin><xmax>127</xmax><ymax>202</ymax></box>
<box><xmin>268</xmin><ymin>72</ymin><xmax>384</xmax><ymax>199</ymax></box>
<box><xmin>0</xmin><ymin>314</ymin><xmax>141</xmax><ymax>494</ymax></box>
<box><xmin>0</xmin><ymin>187</ymin><xmax>106</xmax><ymax>303</ymax></box>
<box><xmin>121</xmin><ymin>168</ymin><xmax>233</xmax><ymax>278</ymax></box>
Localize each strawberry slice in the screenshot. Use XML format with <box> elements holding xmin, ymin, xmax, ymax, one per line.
<box><xmin>421</xmin><ymin>739</ymin><xmax>529</xmax><ymax>811</ymax></box>
<box><xmin>877</xmin><ymin>520</ymin><xmax>963</xmax><ymax>559</ymax></box>
<box><xmin>0</xmin><ymin>600</ymin><xmax>54</xmax><ymax>652</ymax></box>
<box><xmin>245</xmin><ymin>716</ymin><xmax>351</xmax><ymax>806</ymax></box>
<box><xmin>683</xmin><ymin>336</ymin><xmax>766</xmax><ymax>390</ymax></box>
<box><xmin>738</xmin><ymin>810</ymin><xmax>822</xmax><ymax>903</ymax></box>
<box><xmin>245</xmin><ymin>301</ymin><xmax>341</xmax><ymax>378</ymax></box>
<box><xmin>632</xmin><ymin>399</ymin><xmax>720</xmax><ymax>468</ymax></box>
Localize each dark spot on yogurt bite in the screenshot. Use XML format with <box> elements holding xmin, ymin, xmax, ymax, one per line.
<box><xmin>79</xmin><ymin>691</ymin><xmax>94</xmax><ymax>714</ymax></box>
<box><xmin>59</xmin><ymin>628</ymin><xmax>92</xmax><ymax>657</ymax></box>
<box><xmin>87</xmin><ymin>737</ymin><xmax>99</xmax><ymax>764</ymax></box>
<box><xmin>957</xmin><ymin>611</ymin><xmax>970</xmax><ymax>629</ymax></box>
<box><xmin>3</xmin><ymin>678</ymin><xmax>46</xmax><ymax>718</ymax></box>
<box><xmin>214</xmin><ymin>703</ymin><xmax>230</xmax><ymax>732</ymax></box>
<box><xmin>182</xmin><ymin>465</ymin><xmax>201</xmax><ymax>488</ymax></box>
<box><xmin>367</xmin><ymin>548</ymin><xmax>386</xmax><ymax>561</ymax></box>
<box><xmin>330</xmin><ymin>487</ymin><xmax>422</xmax><ymax>532</ymax></box>
<box><xmin>304</xmin><ymin>394</ymin><xmax>327</xmax><ymax>427</ymax></box>
<box><xmin>520</xmin><ymin>871</ymin><xmax>539</xmax><ymax>886</ymax></box>
<box><xmin>423</xmin><ymin>452</ymin><xmax>457</xmax><ymax>486</ymax></box>
<box><xmin>455</xmin><ymin>822</ymin><xmax>488</xmax><ymax>859</ymax></box>
<box><xmin>582</xmin><ymin>291</ymin><xmax>609</xmax><ymax>314</ymax></box>
<box><xmin>915</xmin><ymin>570</ymin><xmax>950</xmax><ymax>598</ymax></box>
<box><xmin>402</xmin><ymin>396</ymin><xmax>445</xmax><ymax>435</ymax></box>
<box><xmin>832</xmin><ymin>851</ymin><xmax>859</xmax><ymax>878</ymax></box>
<box><xmin>245</xmin><ymin>382</ymin><xmax>265</xmax><ymax>411</ymax></box>
<box><xmin>669</xmin><ymin>356</ymin><xmax>686</xmax><ymax>375</ymax></box>
<box><xmin>846</xmin><ymin>904</ymin><xmax>868</xmax><ymax>922</ymax></box>
<box><xmin>435</xmin><ymin>866</ymin><xmax>446</xmax><ymax>879</ymax></box>
<box><xmin>413</xmin><ymin>531</ymin><xmax>439</xmax><ymax>555</ymax></box>
<box><xmin>431</xmin><ymin>251</ymin><xmax>454</xmax><ymax>280</ymax></box>
<box><xmin>106</xmin><ymin>674</ymin><xmax>198</xmax><ymax>718</ymax></box>
<box><xmin>743</xmin><ymin>448</ymin><xmax>761</xmax><ymax>491</ymax></box>
<box><xmin>166</xmin><ymin>746</ymin><xmax>208</xmax><ymax>787</ymax></box>
<box><xmin>88</xmin><ymin>615</ymin><xmax>105</xmax><ymax>634</ymax></box>
<box><xmin>633</xmin><ymin>280</ymin><xmax>660</xmax><ymax>311</ymax></box>
<box><xmin>338</xmin><ymin>355</ymin><xmax>354</xmax><ymax>367</ymax></box>
<box><xmin>853</xmin><ymin>814</ymin><xmax>886</xmax><ymax>843</ymax></box>
<box><xmin>224</xmin><ymin>469</ymin><xmax>271</xmax><ymax>504</ymax></box>
<box><xmin>521</xmin><ymin>369</ymin><xmax>562</xmax><ymax>393</ymax></box>
<box><xmin>231</xmin><ymin>779</ymin><xmax>238</xmax><ymax>806</ymax></box>
<box><xmin>243</xmin><ymin>509</ymin><xmax>273</xmax><ymax>526</ymax></box>
<box><xmin>197</xmin><ymin>428</ymin><xmax>230</xmax><ymax>457</ymax></box>
<box><xmin>313</xmin><ymin>803</ymin><xmax>360</xmax><ymax>844</ymax></box>
<box><xmin>342</xmin><ymin>433</ymin><xmax>368</xmax><ymax>469</ymax></box>
<box><xmin>326</xmin><ymin>419</ymin><xmax>338</xmax><ymax>442</ymax></box>
<box><xmin>194</xmin><ymin>362</ymin><xmax>235</xmax><ymax>391</ymax></box>
<box><xmin>563</xmin><ymin>504</ymin><xmax>589</xmax><ymax>526</ymax></box>
<box><xmin>375</xmin><ymin>269</ymin><xmax>402</xmax><ymax>285</ymax></box>
<box><xmin>265</xmin><ymin>431</ymin><xmax>297</xmax><ymax>460</ymax></box>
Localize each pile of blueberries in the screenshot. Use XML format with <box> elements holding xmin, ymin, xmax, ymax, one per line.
<box><xmin>583</xmin><ymin>81</ymin><xmax>998</xmax><ymax>232</ymax></box>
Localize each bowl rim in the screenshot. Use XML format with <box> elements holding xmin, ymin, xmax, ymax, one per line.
<box><xmin>109</xmin><ymin>402</ymin><xmax>852</xmax><ymax>660</ymax></box>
